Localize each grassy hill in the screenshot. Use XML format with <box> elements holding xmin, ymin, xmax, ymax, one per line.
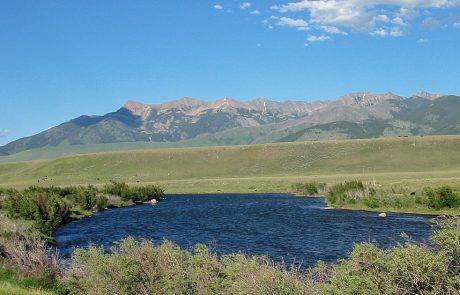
<box><xmin>1</xmin><ymin>135</ymin><xmax>460</xmax><ymax>193</ymax></box>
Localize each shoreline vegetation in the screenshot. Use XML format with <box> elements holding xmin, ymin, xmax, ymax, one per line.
<box><xmin>292</xmin><ymin>181</ymin><xmax>460</xmax><ymax>216</ymax></box>
<box><xmin>0</xmin><ymin>182</ymin><xmax>165</xmax><ymax>242</ymax></box>
<box><xmin>0</xmin><ymin>191</ymin><xmax>459</xmax><ymax>294</ymax></box>
<box><xmin>0</xmin><ymin>182</ymin><xmax>165</xmax><ymax>294</ymax></box>
<box><xmin>0</xmin><ymin>184</ymin><xmax>459</xmax><ymax>294</ymax></box>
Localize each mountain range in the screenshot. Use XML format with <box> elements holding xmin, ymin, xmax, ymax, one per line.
<box><xmin>1</xmin><ymin>91</ymin><xmax>459</xmax><ymax>156</ymax></box>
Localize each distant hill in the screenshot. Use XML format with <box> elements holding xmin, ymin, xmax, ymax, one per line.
<box><xmin>1</xmin><ymin>91</ymin><xmax>458</xmax><ymax>157</ymax></box>
<box><xmin>1</xmin><ymin>135</ymin><xmax>460</xmax><ymax>191</ymax></box>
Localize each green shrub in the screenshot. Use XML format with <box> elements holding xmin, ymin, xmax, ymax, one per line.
<box><xmin>432</xmin><ymin>217</ymin><xmax>460</xmax><ymax>273</ymax></box>
<box><xmin>70</xmin><ymin>186</ymin><xmax>98</xmax><ymax>211</ymax></box>
<box><xmin>363</xmin><ymin>196</ymin><xmax>379</xmax><ymax>208</ymax></box>
<box><xmin>426</xmin><ymin>186</ymin><xmax>460</xmax><ymax>210</ymax></box>
<box><xmin>128</xmin><ymin>185</ymin><xmax>165</xmax><ymax>202</ymax></box>
<box><xmin>305</xmin><ymin>183</ymin><xmax>319</xmax><ymax>195</ymax></box>
<box><xmin>327</xmin><ymin>181</ymin><xmax>369</xmax><ymax>205</ymax></box>
<box><xmin>95</xmin><ymin>195</ymin><xmax>108</xmax><ymax>210</ymax></box>
<box><xmin>326</xmin><ymin>193</ymin><xmax>337</xmax><ymax>205</ymax></box>
<box><xmin>4</xmin><ymin>191</ymin><xmax>69</xmax><ymax>237</ymax></box>
<box><xmin>102</xmin><ymin>182</ymin><xmax>164</xmax><ymax>202</ymax></box>
<box><xmin>323</xmin><ymin>218</ymin><xmax>460</xmax><ymax>295</ymax></box>
<box><xmin>102</xmin><ymin>181</ymin><xmax>131</xmax><ymax>200</ymax></box>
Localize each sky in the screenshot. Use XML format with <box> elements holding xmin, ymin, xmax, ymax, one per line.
<box><xmin>0</xmin><ymin>0</ymin><xmax>460</xmax><ymax>145</ymax></box>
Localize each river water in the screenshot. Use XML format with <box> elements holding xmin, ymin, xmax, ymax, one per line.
<box><xmin>55</xmin><ymin>194</ymin><xmax>433</xmax><ymax>267</ymax></box>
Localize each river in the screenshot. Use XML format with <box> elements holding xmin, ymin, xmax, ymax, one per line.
<box><xmin>55</xmin><ymin>194</ymin><xmax>433</xmax><ymax>267</ymax></box>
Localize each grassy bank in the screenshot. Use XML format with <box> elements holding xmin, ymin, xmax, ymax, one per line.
<box><xmin>293</xmin><ymin>180</ymin><xmax>460</xmax><ymax>215</ymax></box>
<box><xmin>0</xmin><ymin>281</ymin><xmax>54</xmax><ymax>295</ymax></box>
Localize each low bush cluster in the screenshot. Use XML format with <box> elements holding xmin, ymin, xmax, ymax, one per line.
<box><xmin>65</xmin><ymin>238</ymin><xmax>315</xmax><ymax>295</ymax></box>
<box><xmin>0</xmin><ymin>183</ymin><xmax>164</xmax><ymax>238</ymax></box>
<box><xmin>291</xmin><ymin>182</ymin><xmax>326</xmax><ymax>196</ymax></box>
<box><xmin>325</xmin><ymin>181</ymin><xmax>460</xmax><ymax>212</ymax></box>
<box><xmin>426</xmin><ymin>186</ymin><xmax>460</xmax><ymax>210</ymax></box>
<box><xmin>62</xmin><ymin>218</ymin><xmax>460</xmax><ymax>295</ymax></box>
<box><xmin>322</xmin><ymin>217</ymin><xmax>460</xmax><ymax>294</ymax></box>
<box><xmin>102</xmin><ymin>181</ymin><xmax>165</xmax><ymax>202</ymax></box>
<box><xmin>326</xmin><ymin>181</ymin><xmax>374</xmax><ymax>206</ymax></box>
<box><xmin>3</xmin><ymin>190</ymin><xmax>68</xmax><ymax>237</ymax></box>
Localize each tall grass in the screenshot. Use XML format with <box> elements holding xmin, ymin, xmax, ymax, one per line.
<box><xmin>324</xmin><ymin>180</ymin><xmax>460</xmax><ymax>213</ymax></box>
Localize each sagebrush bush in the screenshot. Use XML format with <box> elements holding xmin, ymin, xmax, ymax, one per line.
<box><xmin>323</xmin><ymin>218</ymin><xmax>460</xmax><ymax>294</ymax></box>
<box><xmin>65</xmin><ymin>238</ymin><xmax>315</xmax><ymax>295</ymax></box>
<box><xmin>1</xmin><ymin>231</ymin><xmax>61</xmax><ymax>289</ymax></box>
<box><xmin>63</xmin><ymin>218</ymin><xmax>460</xmax><ymax>294</ymax></box>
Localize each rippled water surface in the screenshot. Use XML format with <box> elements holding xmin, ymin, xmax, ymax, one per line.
<box><xmin>55</xmin><ymin>194</ymin><xmax>433</xmax><ymax>266</ymax></box>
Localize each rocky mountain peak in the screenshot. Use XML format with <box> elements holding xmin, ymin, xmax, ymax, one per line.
<box><xmin>209</xmin><ymin>97</ymin><xmax>252</xmax><ymax>110</ymax></box>
<box><xmin>123</xmin><ymin>101</ymin><xmax>152</xmax><ymax>119</ymax></box>
<box><xmin>415</xmin><ymin>91</ymin><xmax>444</xmax><ymax>100</ymax></box>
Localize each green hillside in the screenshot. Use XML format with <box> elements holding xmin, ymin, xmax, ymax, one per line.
<box><xmin>1</xmin><ymin>135</ymin><xmax>460</xmax><ymax>193</ymax></box>
<box><xmin>397</xmin><ymin>95</ymin><xmax>460</xmax><ymax>134</ymax></box>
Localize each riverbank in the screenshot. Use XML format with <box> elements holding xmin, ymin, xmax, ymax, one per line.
<box><xmin>2</xmin><ymin>189</ymin><xmax>459</xmax><ymax>294</ymax></box>
<box><xmin>300</xmin><ymin>180</ymin><xmax>460</xmax><ymax>216</ymax></box>
<box><xmin>0</xmin><ymin>183</ymin><xmax>167</xmax><ymax>294</ymax></box>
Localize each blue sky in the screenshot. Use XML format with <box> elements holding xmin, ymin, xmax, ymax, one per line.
<box><xmin>1</xmin><ymin>0</ymin><xmax>460</xmax><ymax>145</ymax></box>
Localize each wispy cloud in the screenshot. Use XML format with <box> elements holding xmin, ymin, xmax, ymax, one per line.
<box><xmin>214</xmin><ymin>4</ymin><xmax>224</xmax><ymax>10</ymax></box>
<box><xmin>307</xmin><ymin>34</ymin><xmax>331</xmax><ymax>42</ymax></box>
<box><xmin>454</xmin><ymin>20</ymin><xmax>460</xmax><ymax>28</ymax></box>
<box><xmin>417</xmin><ymin>38</ymin><xmax>429</xmax><ymax>43</ymax></box>
<box><xmin>271</xmin><ymin>16</ymin><xmax>310</xmax><ymax>30</ymax></box>
<box><xmin>320</xmin><ymin>25</ymin><xmax>348</xmax><ymax>35</ymax></box>
<box><xmin>421</xmin><ymin>16</ymin><xmax>441</xmax><ymax>29</ymax></box>
<box><xmin>239</xmin><ymin>2</ymin><xmax>252</xmax><ymax>9</ymax></box>
<box><xmin>370</xmin><ymin>26</ymin><xmax>405</xmax><ymax>36</ymax></box>
<box><xmin>250</xmin><ymin>10</ymin><xmax>261</xmax><ymax>15</ymax></box>
<box><xmin>0</xmin><ymin>128</ymin><xmax>9</xmax><ymax>137</ymax></box>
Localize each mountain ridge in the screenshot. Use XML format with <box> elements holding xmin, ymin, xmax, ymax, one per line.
<box><xmin>0</xmin><ymin>91</ymin><xmax>456</xmax><ymax>156</ymax></box>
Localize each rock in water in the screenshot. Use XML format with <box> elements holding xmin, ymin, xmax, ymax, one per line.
<box><xmin>378</xmin><ymin>213</ymin><xmax>387</xmax><ymax>218</ymax></box>
<box><xmin>151</xmin><ymin>199</ymin><xmax>157</xmax><ymax>205</ymax></box>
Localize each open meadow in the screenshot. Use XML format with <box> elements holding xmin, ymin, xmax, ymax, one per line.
<box><xmin>1</xmin><ymin>135</ymin><xmax>459</xmax><ymax>194</ymax></box>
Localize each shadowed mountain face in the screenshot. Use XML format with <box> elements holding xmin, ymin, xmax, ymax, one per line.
<box><xmin>1</xmin><ymin>92</ymin><xmax>459</xmax><ymax>156</ymax></box>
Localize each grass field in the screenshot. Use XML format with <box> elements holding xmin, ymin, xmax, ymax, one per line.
<box><xmin>0</xmin><ymin>281</ymin><xmax>54</xmax><ymax>295</ymax></box>
<box><xmin>0</xmin><ymin>135</ymin><xmax>459</xmax><ymax>194</ymax></box>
